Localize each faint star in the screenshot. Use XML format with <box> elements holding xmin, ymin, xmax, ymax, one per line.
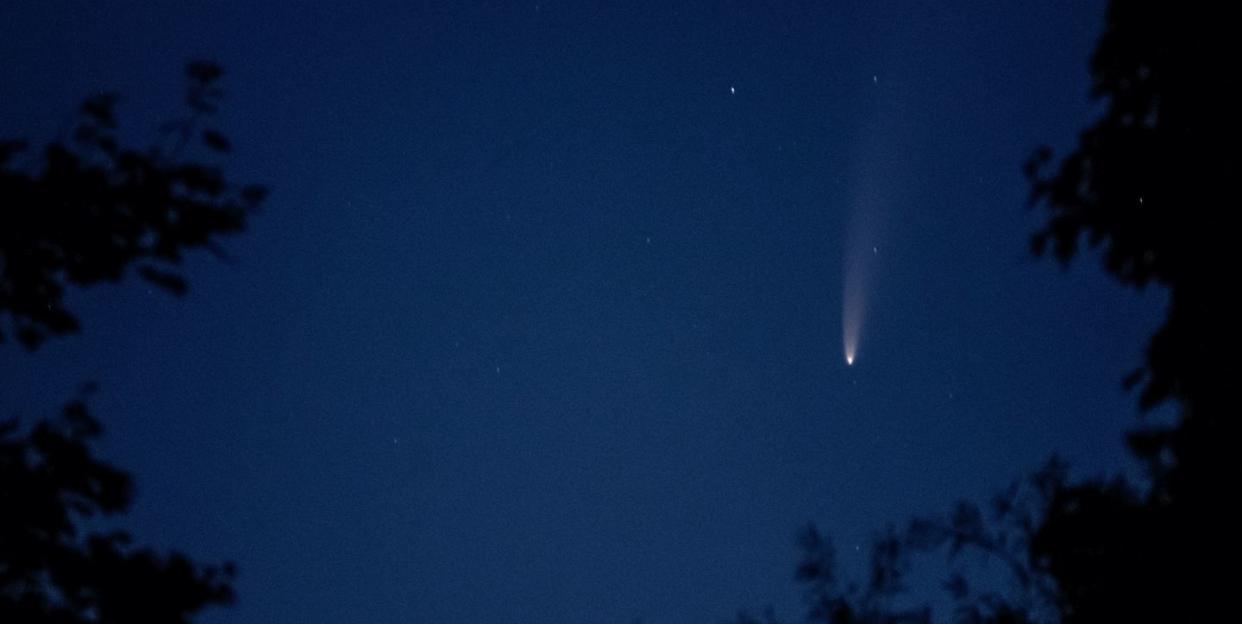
<box><xmin>872</xmin><ymin>75</ymin><xmax>878</xmax><ymax>84</ymax></box>
<box><xmin>730</xmin><ymin>85</ymin><xmax>735</xmax><ymax>94</ymax></box>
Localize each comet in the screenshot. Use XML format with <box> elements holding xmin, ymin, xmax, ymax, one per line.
<box><xmin>841</xmin><ymin>267</ymin><xmax>863</xmax><ymax>366</ymax></box>
<box><xmin>841</xmin><ymin>198</ymin><xmax>874</xmax><ymax>367</ymax></box>
<box><xmin>839</xmin><ymin>73</ymin><xmax>898</xmax><ymax>368</ymax></box>
<box><xmin>841</xmin><ymin>184</ymin><xmax>883</xmax><ymax>367</ymax></box>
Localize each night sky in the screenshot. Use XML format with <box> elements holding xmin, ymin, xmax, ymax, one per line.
<box><xmin>1</xmin><ymin>1</ymin><xmax>1167</xmax><ymax>622</ymax></box>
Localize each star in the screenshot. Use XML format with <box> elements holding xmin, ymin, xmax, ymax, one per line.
<box><xmin>730</xmin><ymin>85</ymin><xmax>735</xmax><ymax>95</ymax></box>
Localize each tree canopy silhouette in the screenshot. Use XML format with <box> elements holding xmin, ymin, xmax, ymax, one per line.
<box><xmin>1</xmin><ymin>61</ymin><xmax>263</xmax><ymax>623</ymax></box>
<box><xmin>1</xmin><ymin>387</ymin><xmax>235</xmax><ymax>623</ymax></box>
<box><xmin>1019</xmin><ymin>1</ymin><xmax>1235</xmax><ymax>619</ymax></box>
<box><xmin>1026</xmin><ymin>0</ymin><xmax>1235</xmax><ymax>419</ymax></box>
<box><xmin>740</xmin><ymin>2</ymin><xmax>1237</xmax><ymax>621</ymax></box>
<box><xmin>0</xmin><ymin>60</ymin><xmax>265</xmax><ymax>349</ymax></box>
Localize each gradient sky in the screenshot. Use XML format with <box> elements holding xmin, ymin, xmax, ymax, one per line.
<box><xmin>1</xmin><ymin>1</ymin><xmax>1167</xmax><ymax>622</ymax></box>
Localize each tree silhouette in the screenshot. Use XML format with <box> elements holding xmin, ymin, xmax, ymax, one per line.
<box><xmin>1019</xmin><ymin>1</ymin><xmax>1234</xmax><ymax>619</ymax></box>
<box><xmin>741</xmin><ymin>1</ymin><xmax>1236</xmax><ymax>621</ymax></box>
<box><xmin>1</xmin><ymin>60</ymin><xmax>265</xmax><ymax>349</ymax></box>
<box><xmin>1</xmin><ymin>62</ymin><xmax>263</xmax><ymax>623</ymax></box>
<box><xmin>1</xmin><ymin>387</ymin><xmax>235</xmax><ymax>623</ymax></box>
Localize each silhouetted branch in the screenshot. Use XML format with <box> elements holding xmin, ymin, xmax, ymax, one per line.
<box><xmin>0</xmin><ymin>61</ymin><xmax>265</xmax><ymax>349</ymax></box>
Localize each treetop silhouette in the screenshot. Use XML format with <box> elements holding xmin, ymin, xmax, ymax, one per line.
<box><xmin>0</xmin><ymin>61</ymin><xmax>266</xmax><ymax>349</ymax></box>
<box><xmin>2</xmin><ymin>61</ymin><xmax>262</xmax><ymax>623</ymax></box>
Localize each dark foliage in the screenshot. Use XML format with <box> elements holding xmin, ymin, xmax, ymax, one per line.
<box><xmin>1026</xmin><ymin>0</ymin><xmax>1237</xmax><ymax>418</ymax></box>
<box><xmin>743</xmin><ymin>2</ymin><xmax>1237</xmax><ymax>621</ymax></box>
<box><xmin>0</xmin><ymin>61</ymin><xmax>266</xmax><ymax>349</ymax></box>
<box><xmin>0</xmin><ymin>388</ymin><xmax>235</xmax><ymax>623</ymax></box>
<box><xmin>736</xmin><ymin>464</ymin><xmax>1062</xmax><ymax>624</ymax></box>
<box><xmin>2</xmin><ymin>62</ymin><xmax>259</xmax><ymax>622</ymax></box>
<box><xmin>1021</xmin><ymin>2</ymin><xmax>1235</xmax><ymax>619</ymax></box>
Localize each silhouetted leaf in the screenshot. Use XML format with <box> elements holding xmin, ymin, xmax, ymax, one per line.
<box><xmin>186</xmin><ymin>60</ymin><xmax>223</xmax><ymax>85</ymax></box>
<box><xmin>202</xmin><ymin>129</ymin><xmax>231</xmax><ymax>152</ymax></box>
<box><xmin>80</xmin><ymin>93</ymin><xmax>119</xmax><ymax>129</ymax></box>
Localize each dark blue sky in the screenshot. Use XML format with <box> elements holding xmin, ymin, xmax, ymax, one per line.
<box><xmin>1</xmin><ymin>1</ymin><xmax>1166</xmax><ymax>622</ymax></box>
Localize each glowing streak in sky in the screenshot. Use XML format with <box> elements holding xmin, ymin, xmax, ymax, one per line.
<box><xmin>841</xmin><ymin>150</ymin><xmax>887</xmax><ymax>367</ymax></box>
<box><xmin>842</xmin><ymin>263</ymin><xmax>861</xmax><ymax>364</ymax></box>
<box><xmin>841</xmin><ymin>206</ymin><xmax>873</xmax><ymax>366</ymax></box>
<box><xmin>841</xmin><ymin>70</ymin><xmax>898</xmax><ymax>367</ymax></box>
